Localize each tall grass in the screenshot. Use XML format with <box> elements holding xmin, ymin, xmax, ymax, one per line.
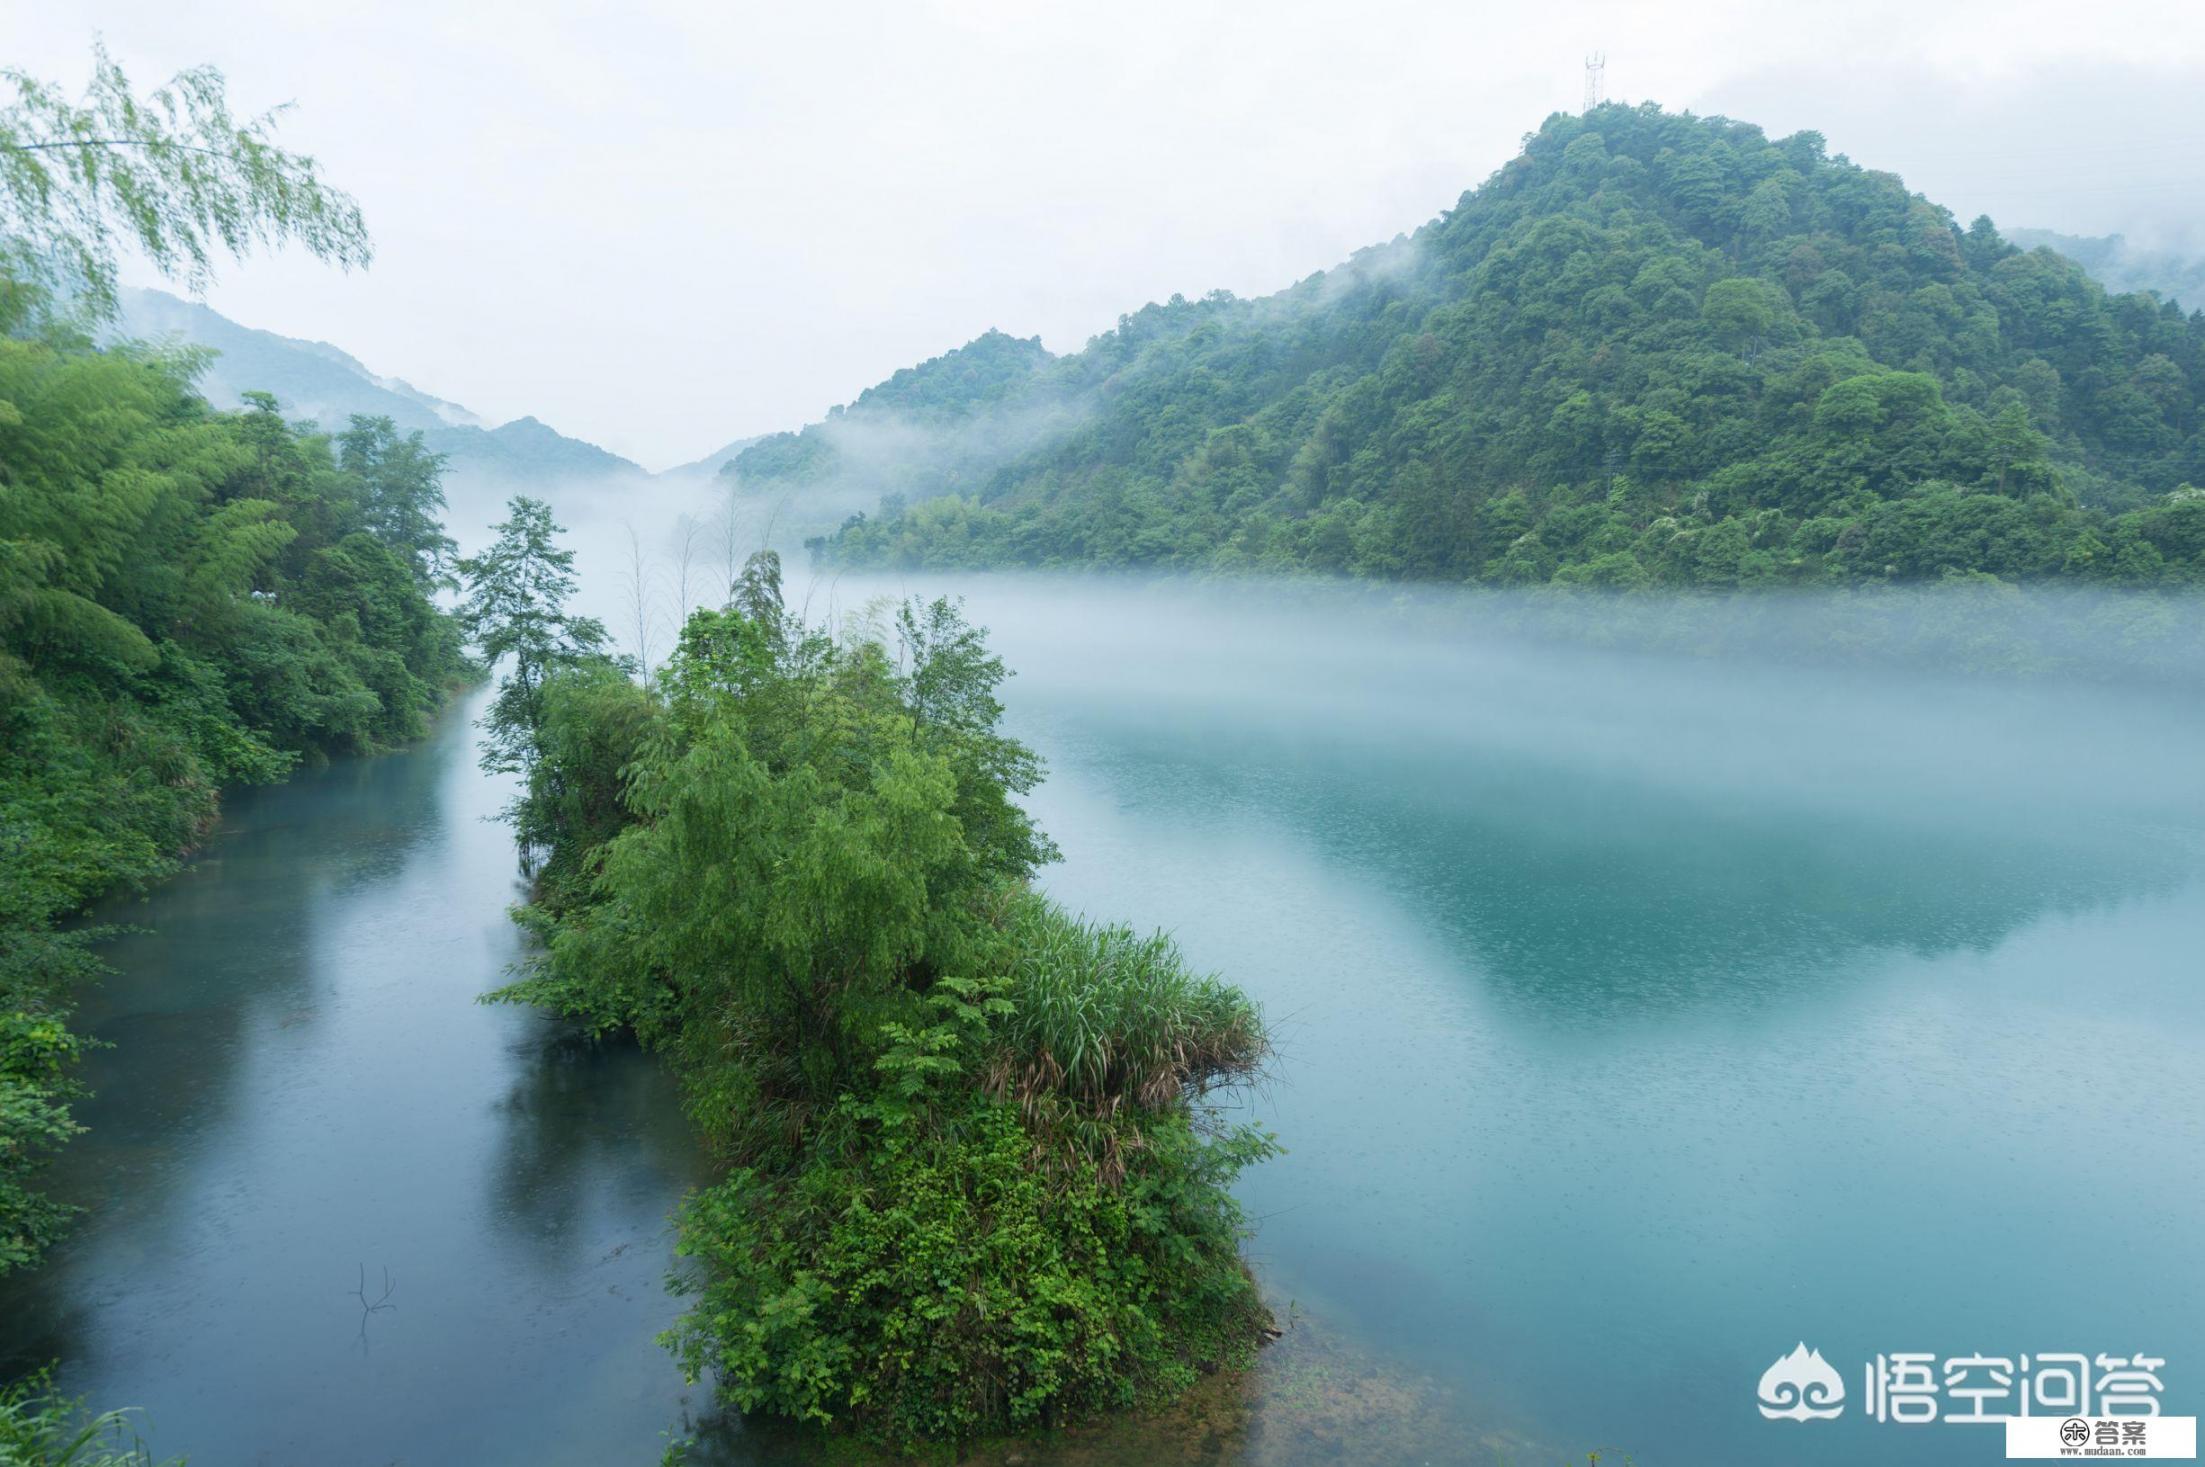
<box><xmin>0</xmin><ymin>1369</ymin><xmax>176</xmax><ymax>1467</ymax></box>
<box><xmin>990</xmin><ymin>900</ymin><xmax>1267</xmax><ymax>1118</ymax></box>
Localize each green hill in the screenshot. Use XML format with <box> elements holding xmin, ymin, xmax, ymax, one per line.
<box><xmin>727</xmin><ymin>329</ymin><xmax>1067</xmax><ymax>516</ymax></box>
<box><xmin>810</xmin><ymin>103</ymin><xmax>2204</xmax><ymax>588</ymax></box>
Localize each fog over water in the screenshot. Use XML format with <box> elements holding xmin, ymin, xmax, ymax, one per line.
<box><xmin>821</xmin><ymin>573</ymin><xmax>2205</xmax><ymax>1465</ymax></box>
<box><xmin>13</xmin><ymin>455</ymin><xmax>2194</xmax><ymax>1464</ymax></box>
<box><xmin>615</xmin><ymin>515</ymin><xmax>2196</xmax><ymax>1458</ymax></box>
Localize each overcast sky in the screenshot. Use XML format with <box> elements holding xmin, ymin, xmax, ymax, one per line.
<box><xmin>9</xmin><ymin>0</ymin><xmax>2205</xmax><ymax>469</ymax></box>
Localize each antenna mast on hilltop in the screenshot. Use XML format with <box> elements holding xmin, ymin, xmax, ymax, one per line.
<box><xmin>1583</xmin><ymin>51</ymin><xmax>1606</xmax><ymax>114</ymax></box>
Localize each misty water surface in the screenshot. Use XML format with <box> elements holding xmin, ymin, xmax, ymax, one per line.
<box><xmin>3</xmin><ymin>579</ymin><xmax>2200</xmax><ymax>1467</ymax></box>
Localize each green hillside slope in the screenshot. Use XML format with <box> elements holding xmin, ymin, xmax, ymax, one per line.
<box><xmin>727</xmin><ymin>329</ymin><xmax>1067</xmax><ymax>516</ymax></box>
<box><xmin>808</xmin><ymin>104</ymin><xmax>2204</xmax><ymax>588</ymax></box>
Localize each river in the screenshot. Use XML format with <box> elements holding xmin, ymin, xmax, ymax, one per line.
<box><xmin>4</xmin><ymin>578</ymin><xmax>2201</xmax><ymax>1466</ymax></box>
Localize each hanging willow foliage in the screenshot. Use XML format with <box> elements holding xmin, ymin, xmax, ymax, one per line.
<box><xmin>1</xmin><ymin>43</ymin><xmax>370</xmax><ymax>317</ymax></box>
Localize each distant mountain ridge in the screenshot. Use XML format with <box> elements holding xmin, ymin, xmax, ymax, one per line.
<box><xmin>2005</xmin><ymin>229</ymin><xmax>2205</xmax><ymax>312</ymax></box>
<box><xmin>115</xmin><ymin>287</ymin><xmax>646</xmax><ymax>485</ymax></box>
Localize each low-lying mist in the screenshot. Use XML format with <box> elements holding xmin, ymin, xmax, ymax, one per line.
<box><xmin>439</xmin><ymin>455</ymin><xmax>2205</xmax><ymax>855</ymax></box>
<box><xmin>812</xmin><ymin>574</ymin><xmax>2205</xmax><ymax>840</ymax></box>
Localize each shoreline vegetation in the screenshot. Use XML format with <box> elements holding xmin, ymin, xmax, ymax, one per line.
<box><xmin>672</xmin><ymin>1287</ymin><xmax>1555</xmax><ymax>1467</ymax></box>
<box><xmin>4</xmin><ymin>43</ymin><xmax>409</xmax><ymax>1287</ymax></box>
<box><xmin>0</xmin><ymin>312</ymin><xmax>475</xmax><ymax>1272</ymax></box>
<box><xmin>460</xmin><ymin>500</ymin><xmax>1279</xmax><ymax>1447</ymax></box>
<box><xmin>0</xmin><ymin>314</ymin><xmax>471</xmax><ymax>1463</ymax></box>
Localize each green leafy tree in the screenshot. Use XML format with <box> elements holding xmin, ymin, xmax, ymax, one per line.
<box><xmin>337</xmin><ymin>415</ymin><xmax>458</xmax><ymax>588</ymax></box>
<box><xmin>457</xmin><ymin>497</ymin><xmax>609</xmax><ymax>786</ymax></box>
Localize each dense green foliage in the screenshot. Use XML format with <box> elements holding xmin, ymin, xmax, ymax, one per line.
<box><xmin>1</xmin><ymin>47</ymin><xmax>435</xmax><ymax>1278</ymax></box>
<box><xmin>806</xmin><ymin>104</ymin><xmax>2205</xmax><ymax>588</ymax></box>
<box><xmin>483</xmin><ymin>547</ymin><xmax>1274</xmax><ymax>1445</ymax></box>
<box><xmin>454</xmin><ymin>496</ymin><xmax>606</xmax><ymax>818</ymax></box>
<box><xmin>0</xmin><ymin>304</ymin><xmax>468</xmax><ymax>1270</ymax></box>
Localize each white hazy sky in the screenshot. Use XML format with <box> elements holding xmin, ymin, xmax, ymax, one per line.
<box><xmin>9</xmin><ymin>0</ymin><xmax>2205</xmax><ymax>469</ymax></box>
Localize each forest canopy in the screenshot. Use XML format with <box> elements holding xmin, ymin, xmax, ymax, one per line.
<box><xmin>799</xmin><ymin>104</ymin><xmax>2204</xmax><ymax>589</ymax></box>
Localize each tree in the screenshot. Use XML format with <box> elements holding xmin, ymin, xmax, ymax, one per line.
<box><xmin>457</xmin><ymin>497</ymin><xmax>608</xmax><ymax>781</ymax></box>
<box><xmin>1702</xmin><ymin>276</ymin><xmax>1784</xmax><ymax>356</ymax></box>
<box><xmin>337</xmin><ymin>416</ymin><xmax>457</xmax><ymax>588</ymax></box>
<box><xmin>1738</xmin><ymin>174</ymin><xmax>1793</xmax><ymax>249</ymax></box>
<box><xmin>1</xmin><ymin>45</ymin><xmax>369</xmax><ymax>316</ymax></box>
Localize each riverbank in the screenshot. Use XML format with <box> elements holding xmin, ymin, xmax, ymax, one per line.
<box><xmin>1</xmin><ymin>334</ymin><xmax>473</xmax><ymax>1278</ymax></box>
<box><xmin>0</xmin><ymin>692</ymin><xmax>720</xmax><ymax>1463</ymax></box>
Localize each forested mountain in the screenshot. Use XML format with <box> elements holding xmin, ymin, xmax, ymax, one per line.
<box><xmin>442</xmin><ymin>414</ymin><xmax>643</xmax><ymax>483</ymax></box>
<box><xmin>114</xmin><ymin>288</ymin><xmax>647</xmax><ymax>487</ymax></box>
<box><xmin>726</xmin><ymin>329</ymin><xmax>1071</xmax><ymax>515</ymax></box>
<box><xmin>810</xmin><ymin>103</ymin><xmax>2205</xmax><ymax>588</ymax></box>
<box><xmin>2005</xmin><ymin>229</ymin><xmax>2205</xmax><ymax>314</ymax></box>
<box><xmin>1</xmin><ymin>302</ymin><xmax>469</xmax><ymax>1270</ymax></box>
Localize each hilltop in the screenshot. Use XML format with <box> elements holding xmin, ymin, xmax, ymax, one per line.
<box><xmin>794</xmin><ymin>104</ymin><xmax>2202</xmax><ymax>588</ymax></box>
<box><xmin>723</xmin><ymin>330</ymin><xmax>1068</xmax><ymax>519</ymax></box>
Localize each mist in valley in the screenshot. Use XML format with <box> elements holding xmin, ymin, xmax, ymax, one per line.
<box><xmin>445</xmin><ymin>451</ymin><xmax>2205</xmax><ymax>1466</ymax></box>
<box><xmin>12</xmin><ymin>14</ymin><xmax>2205</xmax><ymax>1463</ymax></box>
<box><xmin>508</xmin><ymin>460</ymin><xmax>2205</xmax><ymax>1024</ymax></box>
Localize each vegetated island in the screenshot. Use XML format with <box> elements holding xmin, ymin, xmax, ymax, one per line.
<box><xmin>463</xmin><ymin>504</ymin><xmax>1277</xmax><ymax>1447</ymax></box>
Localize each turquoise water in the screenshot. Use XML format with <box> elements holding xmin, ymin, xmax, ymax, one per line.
<box><xmin>0</xmin><ymin>698</ymin><xmax>733</xmax><ymax>1463</ymax></box>
<box><xmin>4</xmin><ymin>582</ymin><xmax>2200</xmax><ymax>1466</ymax></box>
<box><xmin>977</xmin><ymin>582</ymin><xmax>2205</xmax><ymax>1466</ymax></box>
